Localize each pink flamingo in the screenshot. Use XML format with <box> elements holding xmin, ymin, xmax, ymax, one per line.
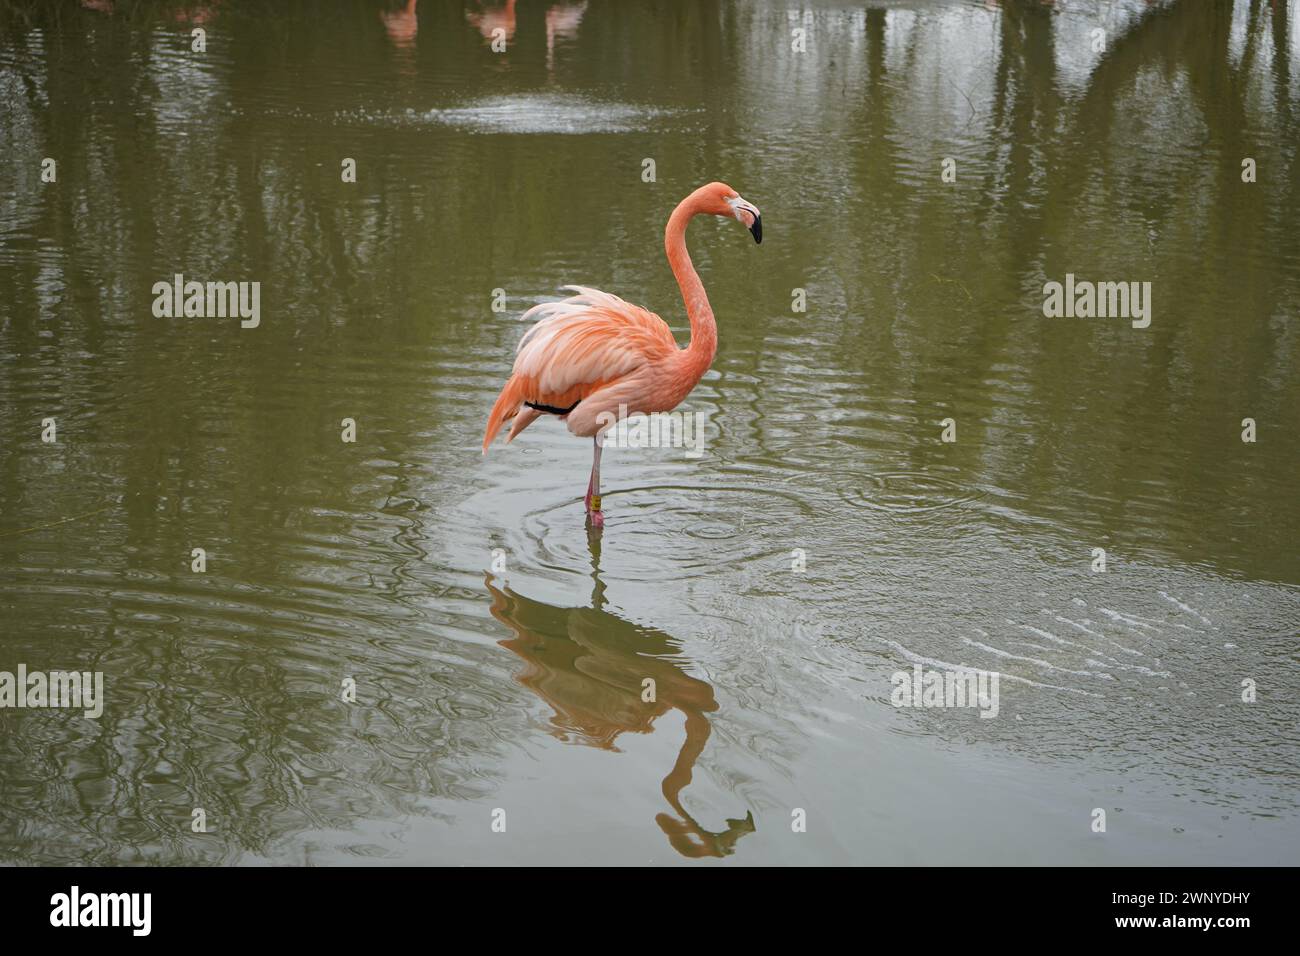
<box><xmin>482</xmin><ymin>182</ymin><xmax>762</xmax><ymax>528</ymax></box>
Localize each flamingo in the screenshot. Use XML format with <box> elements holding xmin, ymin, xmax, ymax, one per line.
<box><xmin>481</xmin><ymin>182</ymin><xmax>762</xmax><ymax>528</ymax></box>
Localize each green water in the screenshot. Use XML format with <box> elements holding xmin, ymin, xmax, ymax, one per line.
<box><xmin>0</xmin><ymin>0</ymin><xmax>1297</xmax><ymax>865</ymax></box>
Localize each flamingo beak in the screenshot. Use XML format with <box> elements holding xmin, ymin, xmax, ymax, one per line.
<box><xmin>728</xmin><ymin>195</ymin><xmax>762</xmax><ymax>244</ymax></box>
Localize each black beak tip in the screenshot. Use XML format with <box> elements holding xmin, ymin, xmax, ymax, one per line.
<box><xmin>750</xmin><ymin>216</ymin><xmax>762</xmax><ymax>244</ymax></box>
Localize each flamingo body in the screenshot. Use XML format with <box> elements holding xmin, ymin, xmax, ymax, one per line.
<box><xmin>484</xmin><ymin>287</ymin><xmax>684</xmax><ymax>444</ymax></box>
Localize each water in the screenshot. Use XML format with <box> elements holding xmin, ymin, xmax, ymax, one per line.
<box><xmin>0</xmin><ymin>0</ymin><xmax>1297</xmax><ymax>865</ymax></box>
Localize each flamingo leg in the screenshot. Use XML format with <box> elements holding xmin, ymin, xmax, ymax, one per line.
<box><xmin>585</xmin><ymin>435</ymin><xmax>605</xmax><ymax>528</ymax></box>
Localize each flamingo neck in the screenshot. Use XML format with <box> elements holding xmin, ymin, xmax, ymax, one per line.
<box><xmin>665</xmin><ymin>197</ymin><xmax>717</xmax><ymax>382</ymax></box>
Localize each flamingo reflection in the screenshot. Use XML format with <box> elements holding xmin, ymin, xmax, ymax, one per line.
<box><xmin>466</xmin><ymin>0</ymin><xmax>517</xmax><ymax>45</ymax></box>
<box><xmin>485</xmin><ymin>553</ymin><xmax>753</xmax><ymax>857</ymax></box>
<box><xmin>465</xmin><ymin>2</ymin><xmax>587</xmax><ymax>76</ymax></box>
<box><xmin>380</xmin><ymin>0</ymin><xmax>420</xmax><ymax>51</ymax></box>
<box><xmin>545</xmin><ymin>3</ymin><xmax>586</xmax><ymax>73</ymax></box>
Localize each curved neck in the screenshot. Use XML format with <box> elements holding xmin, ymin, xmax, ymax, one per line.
<box><xmin>665</xmin><ymin>196</ymin><xmax>717</xmax><ymax>380</ymax></box>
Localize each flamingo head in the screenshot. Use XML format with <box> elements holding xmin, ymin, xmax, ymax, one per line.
<box><xmin>699</xmin><ymin>182</ymin><xmax>762</xmax><ymax>244</ymax></box>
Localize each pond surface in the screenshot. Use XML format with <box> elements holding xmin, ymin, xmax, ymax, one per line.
<box><xmin>0</xmin><ymin>0</ymin><xmax>1297</xmax><ymax>864</ymax></box>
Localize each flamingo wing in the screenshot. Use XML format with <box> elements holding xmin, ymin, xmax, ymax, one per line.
<box><xmin>483</xmin><ymin>285</ymin><xmax>678</xmax><ymax>451</ymax></box>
